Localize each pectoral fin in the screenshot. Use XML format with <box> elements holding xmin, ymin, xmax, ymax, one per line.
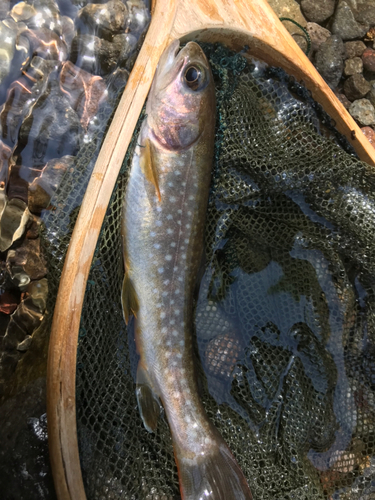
<box><xmin>139</xmin><ymin>138</ymin><xmax>161</xmax><ymax>202</ymax></box>
<box><xmin>136</xmin><ymin>364</ymin><xmax>161</xmax><ymax>432</ymax></box>
<box><xmin>121</xmin><ymin>273</ymin><xmax>139</xmax><ymax>324</ymax></box>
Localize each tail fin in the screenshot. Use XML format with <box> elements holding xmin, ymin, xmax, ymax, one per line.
<box><xmin>176</xmin><ymin>442</ymin><xmax>253</xmax><ymax>500</ymax></box>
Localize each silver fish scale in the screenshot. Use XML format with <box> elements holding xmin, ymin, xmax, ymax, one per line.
<box><xmin>76</xmin><ymin>44</ymin><xmax>375</xmax><ymax>500</ymax></box>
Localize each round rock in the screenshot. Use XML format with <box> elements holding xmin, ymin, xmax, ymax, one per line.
<box><xmin>345</xmin><ymin>40</ymin><xmax>366</xmax><ymax>59</ymax></box>
<box><xmin>331</xmin><ymin>1</ymin><xmax>369</xmax><ymax>41</ymax></box>
<box><xmin>361</xmin><ymin>126</ymin><xmax>375</xmax><ymax>147</ymax></box>
<box><xmin>362</xmin><ymin>48</ymin><xmax>375</xmax><ymax>73</ymax></box>
<box><xmin>349</xmin><ymin>99</ymin><xmax>375</xmax><ymax>126</ymax></box>
<box><xmin>344</xmin><ymin>57</ymin><xmax>363</xmax><ymax>76</ymax></box>
<box><xmin>343</xmin><ymin>74</ymin><xmax>371</xmax><ymax>101</ymax></box>
<box><xmin>315</xmin><ymin>35</ymin><xmax>345</xmax><ymax>90</ymax></box>
<box><xmin>301</xmin><ymin>0</ymin><xmax>335</xmax><ymax>24</ymax></box>
<box><xmin>306</xmin><ymin>22</ymin><xmax>331</xmax><ymax>53</ymax></box>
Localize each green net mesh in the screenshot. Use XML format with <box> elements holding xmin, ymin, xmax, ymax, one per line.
<box><xmin>75</xmin><ymin>44</ymin><xmax>375</xmax><ymax>500</ymax></box>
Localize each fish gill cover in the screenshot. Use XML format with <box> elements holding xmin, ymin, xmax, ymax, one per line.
<box><xmin>76</xmin><ymin>44</ymin><xmax>375</xmax><ymax>499</ymax></box>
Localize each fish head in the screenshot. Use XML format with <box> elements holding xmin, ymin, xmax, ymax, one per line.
<box><xmin>146</xmin><ymin>40</ymin><xmax>215</xmax><ymax>150</ymax></box>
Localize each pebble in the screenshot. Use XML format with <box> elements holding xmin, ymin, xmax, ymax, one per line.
<box><xmin>315</xmin><ymin>35</ymin><xmax>345</xmax><ymax>90</ymax></box>
<box><xmin>344</xmin><ymin>74</ymin><xmax>371</xmax><ymax>101</ymax></box>
<box><xmin>355</xmin><ymin>2</ymin><xmax>375</xmax><ymax>27</ymax></box>
<box><xmin>266</xmin><ymin>0</ymin><xmax>307</xmax><ymax>35</ymax></box>
<box><xmin>301</xmin><ymin>0</ymin><xmax>335</xmax><ymax>24</ymax></box>
<box><xmin>362</xmin><ymin>48</ymin><xmax>375</xmax><ymax>73</ymax></box>
<box><xmin>344</xmin><ymin>57</ymin><xmax>363</xmax><ymax>76</ymax></box>
<box><xmin>361</xmin><ymin>126</ymin><xmax>375</xmax><ymax>147</ymax></box>
<box><xmin>349</xmin><ymin>98</ymin><xmax>375</xmax><ymax>126</ymax></box>
<box><xmin>306</xmin><ymin>22</ymin><xmax>331</xmax><ymax>53</ymax></box>
<box><xmin>331</xmin><ymin>1</ymin><xmax>369</xmax><ymax>41</ymax></box>
<box><xmin>335</xmin><ymin>92</ymin><xmax>351</xmax><ymax>109</ymax></box>
<box><xmin>367</xmin><ymin>82</ymin><xmax>375</xmax><ymax>107</ymax></box>
<box><xmin>345</xmin><ymin>40</ymin><xmax>366</xmax><ymax>59</ymax></box>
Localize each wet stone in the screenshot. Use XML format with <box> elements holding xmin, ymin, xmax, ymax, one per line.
<box><xmin>0</xmin><ymin>77</ymin><xmax>35</xmax><ymax>147</ymax></box>
<box><xmin>76</xmin><ymin>0</ymin><xmax>128</xmax><ymax>41</ymax></box>
<box><xmin>0</xmin><ymin>20</ymin><xmax>17</xmax><ymax>85</ymax></box>
<box><xmin>105</xmin><ymin>67</ymin><xmax>130</xmax><ymax>97</ymax></box>
<box><xmin>60</xmin><ymin>15</ymin><xmax>75</xmax><ymax>49</ymax></box>
<box><xmin>15</xmin><ymin>77</ymin><xmax>82</xmax><ymax>169</ymax></box>
<box><xmin>331</xmin><ymin>1</ymin><xmax>369</xmax><ymax>41</ymax></box>
<box><xmin>349</xmin><ymin>98</ymin><xmax>375</xmax><ymax>126</ymax></box>
<box><xmin>0</xmin><ymin>291</ymin><xmax>19</xmax><ymax>315</ymax></box>
<box><xmin>28</xmin><ymin>155</ymin><xmax>75</xmax><ymax>213</ymax></box>
<box><xmin>10</xmin><ymin>2</ymin><xmax>37</xmax><ymax>22</ymax></box>
<box><xmin>0</xmin><ymin>1</ymin><xmax>10</xmax><ymax>20</ymax></box>
<box><xmin>301</xmin><ymin>0</ymin><xmax>335</xmax><ymax>24</ymax></box>
<box><xmin>125</xmin><ymin>0</ymin><xmax>151</xmax><ymax>37</ymax></box>
<box><xmin>345</xmin><ymin>40</ymin><xmax>366</xmax><ymax>58</ymax></box>
<box><xmin>315</xmin><ymin>35</ymin><xmax>345</xmax><ymax>90</ymax></box>
<box><xmin>60</xmin><ymin>61</ymin><xmax>107</xmax><ymax>130</ymax></box>
<box><xmin>20</xmin><ymin>27</ymin><xmax>68</xmax><ymax>61</ymax></box>
<box><xmin>344</xmin><ymin>57</ymin><xmax>363</xmax><ymax>76</ymax></box>
<box><xmin>17</xmin><ymin>334</ymin><xmax>32</xmax><ymax>352</ymax></box>
<box><xmin>56</xmin><ymin>0</ymin><xmax>80</xmax><ymax>18</ymax></box>
<box><xmin>0</xmin><ymin>198</ymin><xmax>30</xmax><ymax>252</ymax></box>
<box><xmin>361</xmin><ymin>126</ymin><xmax>375</xmax><ymax>147</ymax></box>
<box><xmin>70</xmin><ymin>33</ymin><xmax>130</xmax><ymax>76</ymax></box>
<box><xmin>6</xmin><ymin>238</ymin><xmax>47</xmax><ymax>284</ymax></box>
<box><xmin>362</xmin><ymin>47</ymin><xmax>375</xmax><ymax>73</ymax></box>
<box><xmin>306</xmin><ymin>22</ymin><xmax>331</xmax><ymax>54</ymax></box>
<box><xmin>344</xmin><ymin>74</ymin><xmax>371</xmax><ymax>100</ymax></box>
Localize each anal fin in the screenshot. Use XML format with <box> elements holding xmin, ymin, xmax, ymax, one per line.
<box><xmin>121</xmin><ymin>273</ymin><xmax>139</xmax><ymax>324</ymax></box>
<box><xmin>136</xmin><ymin>363</ymin><xmax>161</xmax><ymax>433</ymax></box>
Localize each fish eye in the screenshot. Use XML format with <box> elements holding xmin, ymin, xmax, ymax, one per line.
<box><xmin>184</xmin><ymin>65</ymin><xmax>202</xmax><ymax>91</ymax></box>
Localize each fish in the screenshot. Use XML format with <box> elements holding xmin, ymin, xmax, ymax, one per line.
<box><xmin>121</xmin><ymin>40</ymin><xmax>253</xmax><ymax>500</ymax></box>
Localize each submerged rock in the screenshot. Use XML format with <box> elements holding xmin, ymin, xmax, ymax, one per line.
<box><xmin>6</xmin><ymin>238</ymin><xmax>47</xmax><ymax>286</ymax></box>
<box><xmin>14</xmin><ymin>76</ymin><xmax>82</xmax><ymax>169</ymax></box>
<box><xmin>0</xmin><ymin>198</ymin><xmax>30</xmax><ymax>252</ymax></box>
<box><xmin>28</xmin><ymin>155</ymin><xmax>75</xmax><ymax>213</ymax></box>
<box><xmin>60</xmin><ymin>61</ymin><xmax>107</xmax><ymax>129</ymax></box>
<box><xmin>76</xmin><ymin>0</ymin><xmax>128</xmax><ymax>41</ymax></box>
<box><xmin>70</xmin><ymin>32</ymin><xmax>137</xmax><ymax>76</ymax></box>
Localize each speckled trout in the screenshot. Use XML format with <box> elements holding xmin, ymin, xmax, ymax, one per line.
<box><xmin>121</xmin><ymin>40</ymin><xmax>252</xmax><ymax>500</ymax></box>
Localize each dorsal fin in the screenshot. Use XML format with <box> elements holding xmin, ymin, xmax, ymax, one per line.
<box><xmin>139</xmin><ymin>138</ymin><xmax>161</xmax><ymax>202</ymax></box>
